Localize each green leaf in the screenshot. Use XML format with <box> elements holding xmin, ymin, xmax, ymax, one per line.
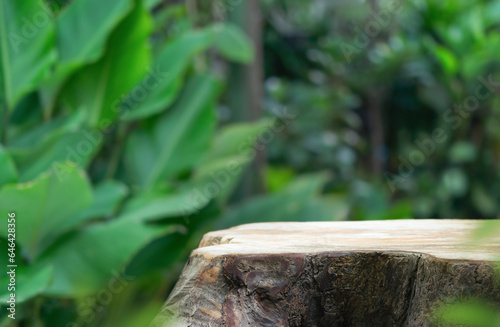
<box><xmin>56</xmin><ymin>0</ymin><xmax>133</xmax><ymax>71</ymax></box>
<box><xmin>120</xmin><ymin>191</ymin><xmax>206</xmax><ymax>222</ymax></box>
<box><xmin>120</xmin><ymin>23</ymin><xmax>251</xmax><ymax>121</ymax></box>
<box><xmin>61</xmin><ymin>0</ymin><xmax>152</xmax><ymax>127</ymax></box>
<box><xmin>35</xmin><ymin>219</ymin><xmax>176</xmax><ymax>296</ymax></box>
<box><xmin>8</xmin><ymin>110</ymin><xmax>86</xmax><ymax>149</ymax></box>
<box><xmin>434</xmin><ymin>300</ymin><xmax>500</xmax><ymax>327</ymax></box>
<box><xmin>126</xmin><ymin>74</ymin><xmax>221</xmax><ymax>189</ymax></box>
<box><xmin>10</xmin><ymin>129</ymin><xmax>101</xmax><ymax>182</ymax></box>
<box><xmin>432</xmin><ymin>44</ymin><xmax>458</xmax><ymax>75</ymax></box>
<box><xmin>212</xmin><ymin>23</ymin><xmax>254</xmax><ymax>63</ymax></box>
<box><xmin>0</xmin><ymin>145</ymin><xmax>17</xmax><ymax>189</ymax></box>
<box><xmin>185</xmin><ymin>119</ymin><xmax>272</xmax><ymax>205</ymax></box>
<box><xmin>0</xmin><ymin>163</ymin><xmax>92</xmax><ymax>260</ymax></box>
<box><xmin>40</xmin><ymin>0</ymin><xmax>134</xmax><ymax>109</ymax></box>
<box><xmin>265</xmin><ymin>165</ymin><xmax>295</xmax><ymax>192</ymax></box>
<box><xmin>67</xmin><ymin>180</ymin><xmax>128</xmax><ymax>228</ymax></box>
<box><xmin>8</xmin><ymin>113</ymin><xmax>93</xmax><ymax>182</ymax></box>
<box><xmin>124</xmin><ymin>26</ymin><xmax>215</xmax><ymax>120</ymax></box>
<box><xmin>0</xmin><ymin>266</ymin><xmax>53</xmax><ymax>304</ymax></box>
<box><xmin>0</xmin><ymin>0</ymin><xmax>56</xmax><ymax>109</ymax></box>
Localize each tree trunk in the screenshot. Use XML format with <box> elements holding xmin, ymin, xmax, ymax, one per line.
<box><xmin>227</xmin><ymin>0</ymin><xmax>266</xmax><ymax>199</ymax></box>
<box><xmin>153</xmin><ymin>220</ymin><xmax>500</xmax><ymax>327</ymax></box>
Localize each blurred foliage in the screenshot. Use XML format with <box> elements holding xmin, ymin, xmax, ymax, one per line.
<box><xmin>261</xmin><ymin>0</ymin><xmax>500</xmax><ymax>219</ymax></box>
<box><xmin>0</xmin><ymin>0</ymin><xmax>500</xmax><ymax>325</ymax></box>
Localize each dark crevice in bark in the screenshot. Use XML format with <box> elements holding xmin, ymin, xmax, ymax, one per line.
<box><xmin>402</xmin><ymin>254</ymin><xmax>422</xmax><ymax>326</ymax></box>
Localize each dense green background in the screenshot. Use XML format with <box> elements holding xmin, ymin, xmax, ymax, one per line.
<box><xmin>0</xmin><ymin>0</ymin><xmax>499</xmax><ymax>325</ymax></box>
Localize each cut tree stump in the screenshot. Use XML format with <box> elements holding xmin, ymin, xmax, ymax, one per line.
<box><xmin>153</xmin><ymin>220</ymin><xmax>500</xmax><ymax>327</ymax></box>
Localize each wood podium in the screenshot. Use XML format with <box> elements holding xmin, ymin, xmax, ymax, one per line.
<box><xmin>153</xmin><ymin>220</ymin><xmax>500</xmax><ymax>326</ymax></box>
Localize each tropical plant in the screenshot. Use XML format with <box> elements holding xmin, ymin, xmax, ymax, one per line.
<box><xmin>0</xmin><ymin>0</ymin><xmax>261</xmax><ymax>325</ymax></box>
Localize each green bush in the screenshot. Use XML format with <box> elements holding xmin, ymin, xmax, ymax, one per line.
<box><xmin>0</xmin><ymin>0</ymin><xmax>256</xmax><ymax>325</ymax></box>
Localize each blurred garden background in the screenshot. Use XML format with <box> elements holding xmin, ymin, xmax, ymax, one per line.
<box><xmin>0</xmin><ymin>0</ymin><xmax>499</xmax><ymax>325</ymax></box>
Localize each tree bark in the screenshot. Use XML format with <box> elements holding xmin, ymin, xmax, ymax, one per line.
<box><xmin>153</xmin><ymin>220</ymin><xmax>500</xmax><ymax>327</ymax></box>
<box><xmin>227</xmin><ymin>0</ymin><xmax>266</xmax><ymax>199</ymax></box>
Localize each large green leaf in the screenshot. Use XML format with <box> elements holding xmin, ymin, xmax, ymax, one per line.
<box><xmin>7</xmin><ymin>110</ymin><xmax>98</xmax><ymax>182</ymax></box>
<box><xmin>123</xmin><ymin>23</ymin><xmax>253</xmax><ymax>121</ymax></box>
<box><xmin>120</xmin><ymin>191</ymin><xmax>209</xmax><ymax>223</ymax></box>
<box><xmin>61</xmin><ymin>0</ymin><xmax>152</xmax><ymax>127</ymax></box>
<box><xmin>0</xmin><ymin>163</ymin><xmax>92</xmax><ymax>260</ymax></box>
<box><xmin>0</xmin><ymin>266</ymin><xmax>53</xmax><ymax>304</ymax></box>
<box><xmin>56</xmin><ymin>0</ymin><xmax>133</xmax><ymax>71</ymax></box>
<box><xmin>126</xmin><ymin>74</ymin><xmax>221</xmax><ymax>188</ymax></box>
<box><xmin>7</xmin><ymin>110</ymin><xmax>86</xmax><ymax>149</ymax></box>
<box><xmin>0</xmin><ymin>145</ymin><xmax>17</xmax><ymax>189</ymax></box>
<box><xmin>35</xmin><ymin>219</ymin><xmax>176</xmax><ymax>296</ymax></box>
<box><xmin>124</xmin><ymin>28</ymin><xmax>215</xmax><ymax>120</ymax></box>
<box><xmin>10</xmin><ymin>129</ymin><xmax>101</xmax><ymax>182</ymax></box>
<box><xmin>39</xmin><ymin>0</ymin><xmax>134</xmax><ymax>110</ymax></box>
<box><xmin>0</xmin><ymin>0</ymin><xmax>55</xmax><ymax>110</ymax></box>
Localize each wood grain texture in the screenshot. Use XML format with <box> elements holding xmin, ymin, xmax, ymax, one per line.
<box><xmin>153</xmin><ymin>220</ymin><xmax>500</xmax><ymax>327</ymax></box>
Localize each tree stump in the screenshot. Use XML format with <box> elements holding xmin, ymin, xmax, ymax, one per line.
<box><xmin>153</xmin><ymin>220</ymin><xmax>500</xmax><ymax>327</ymax></box>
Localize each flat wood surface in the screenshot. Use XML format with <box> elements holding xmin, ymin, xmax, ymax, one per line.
<box><xmin>197</xmin><ymin>220</ymin><xmax>499</xmax><ymax>261</ymax></box>
<box><xmin>153</xmin><ymin>220</ymin><xmax>500</xmax><ymax>327</ymax></box>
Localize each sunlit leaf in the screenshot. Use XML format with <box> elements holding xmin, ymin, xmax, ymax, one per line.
<box><xmin>124</xmin><ymin>28</ymin><xmax>215</xmax><ymax>120</ymax></box>
<box><xmin>61</xmin><ymin>0</ymin><xmax>152</xmax><ymax>127</ymax></box>
<box><xmin>56</xmin><ymin>0</ymin><xmax>133</xmax><ymax>71</ymax></box>
<box><xmin>431</xmin><ymin>44</ymin><xmax>458</xmax><ymax>75</ymax></box>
